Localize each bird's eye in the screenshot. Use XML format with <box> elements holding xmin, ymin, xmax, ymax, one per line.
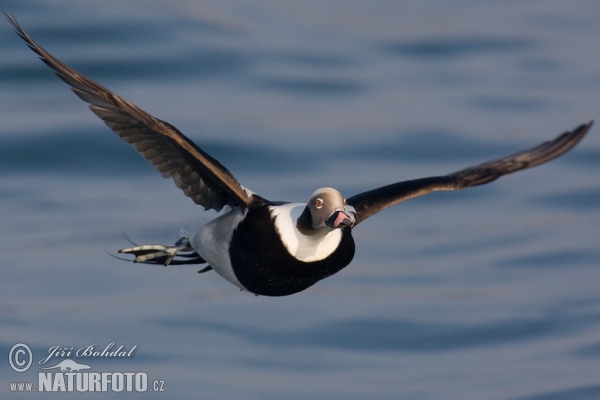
<box><xmin>315</xmin><ymin>198</ymin><xmax>323</xmax><ymax>209</ymax></box>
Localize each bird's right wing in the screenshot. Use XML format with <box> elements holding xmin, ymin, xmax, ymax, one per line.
<box><xmin>347</xmin><ymin>121</ymin><xmax>593</xmax><ymax>226</ymax></box>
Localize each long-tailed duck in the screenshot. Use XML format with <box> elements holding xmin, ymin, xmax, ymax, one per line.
<box><xmin>8</xmin><ymin>14</ymin><xmax>593</xmax><ymax>296</ymax></box>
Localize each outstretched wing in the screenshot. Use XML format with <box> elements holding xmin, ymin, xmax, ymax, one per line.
<box><xmin>348</xmin><ymin>121</ymin><xmax>593</xmax><ymax>226</ymax></box>
<box><xmin>6</xmin><ymin>13</ymin><xmax>254</xmax><ymax>212</ymax></box>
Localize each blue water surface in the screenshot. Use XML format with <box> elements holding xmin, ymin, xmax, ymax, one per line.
<box><xmin>1</xmin><ymin>1</ymin><xmax>599</xmax><ymax>399</ymax></box>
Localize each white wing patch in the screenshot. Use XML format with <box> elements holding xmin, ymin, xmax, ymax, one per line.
<box><xmin>270</xmin><ymin>203</ymin><xmax>343</xmax><ymax>262</ymax></box>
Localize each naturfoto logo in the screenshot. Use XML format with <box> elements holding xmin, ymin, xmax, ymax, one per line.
<box><xmin>8</xmin><ymin>342</ymin><xmax>165</xmax><ymax>393</ymax></box>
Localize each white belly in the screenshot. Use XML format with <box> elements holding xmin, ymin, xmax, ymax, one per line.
<box><xmin>190</xmin><ymin>208</ymin><xmax>246</xmax><ymax>290</ymax></box>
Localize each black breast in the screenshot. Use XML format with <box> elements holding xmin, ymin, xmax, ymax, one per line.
<box><xmin>229</xmin><ymin>206</ymin><xmax>355</xmax><ymax>296</ymax></box>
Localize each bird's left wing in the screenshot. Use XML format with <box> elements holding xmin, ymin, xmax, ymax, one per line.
<box><xmin>6</xmin><ymin>13</ymin><xmax>256</xmax><ymax>212</ymax></box>
<box><xmin>347</xmin><ymin>121</ymin><xmax>592</xmax><ymax>226</ymax></box>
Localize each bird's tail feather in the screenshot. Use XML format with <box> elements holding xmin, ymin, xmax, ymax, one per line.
<box><xmin>118</xmin><ymin>236</ymin><xmax>206</xmax><ymax>266</ymax></box>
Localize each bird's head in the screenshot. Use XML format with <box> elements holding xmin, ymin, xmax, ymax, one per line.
<box><xmin>297</xmin><ymin>187</ymin><xmax>355</xmax><ymax>234</ymax></box>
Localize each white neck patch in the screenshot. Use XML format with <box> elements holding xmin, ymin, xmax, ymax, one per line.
<box><xmin>269</xmin><ymin>203</ymin><xmax>343</xmax><ymax>262</ymax></box>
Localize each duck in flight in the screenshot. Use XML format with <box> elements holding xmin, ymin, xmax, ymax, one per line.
<box><xmin>7</xmin><ymin>14</ymin><xmax>593</xmax><ymax>296</ymax></box>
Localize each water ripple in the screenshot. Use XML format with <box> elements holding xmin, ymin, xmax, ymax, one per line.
<box><xmin>257</xmin><ymin>76</ymin><xmax>365</xmax><ymax>96</ymax></box>
<box><xmin>471</xmin><ymin>96</ymin><xmax>549</xmax><ymax>112</ymax></box>
<box><xmin>344</xmin><ymin>128</ymin><xmax>517</xmax><ymax>163</ymax></box>
<box><xmin>153</xmin><ymin>315</ymin><xmax>579</xmax><ymax>353</ymax></box>
<box><xmin>535</xmin><ymin>188</ymin><xmax>600</xmax><ymax>210</ymax></box>
<box><xmin>517</xmin><ymin>384</ymin><xmax>600</xmax><ymax>400</ymax></box>
<box><xmin>0</xmin><ymin>128</ymin><xmax>322</xmax><ymax>176</ymax></box>
<box><xmin>0</xmin><ymin>48</ymin><xmax>250</xmax><ymax>83</ymax></box>
<box><xmin>383</xmin><ymin>36</ymin><xmax>535</xmax><ymax>59</ymax></box>
<box><xmin>495</xmin><ymin>249</ymin><xmax>600</xmax><ymax>269</ymax></box>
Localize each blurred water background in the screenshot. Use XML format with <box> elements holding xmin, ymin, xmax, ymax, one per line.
<box><xmin>1</xmin><ymin>1</ymin><xmax>599</xmax><ymax>399</ymax></box>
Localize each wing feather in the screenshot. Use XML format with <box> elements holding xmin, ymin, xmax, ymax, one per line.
<box><xmin>348</xmin><ymin>121</ymin><xmax>593</xmax><ymax>226</ymax></box>
<box><xmin>6</xmin><ymin>13</ymin><xmax>255</xmax><ymax>212</ymax></box>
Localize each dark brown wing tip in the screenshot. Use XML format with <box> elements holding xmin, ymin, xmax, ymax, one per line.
<box><xmin>565</xmin><ymin>119</ymin><xmax>593</xmax><ymax>147</ymax></box>
<box><xmin>4</xmin><ymin>11</ymin><xmax>17</xmax><ymax>25</ymax></box>
<box><xmin>538</xmin><ymin>119</ymin><xmax>594</xmax><ymax>163</ymax></box>
<box><xmin>572</xmin><ymin>119</ymin><xmax>594</xmax><ymax>145</ymax></box>
<box><xmin>541</xmin><ymin>119</ymin><xmax>594</xmax><ymax>164</ymax></box>
<box><xmin>5</xmin><ymin>12</ymin><xmax>28</xmax><ymax>42</ymax></box>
